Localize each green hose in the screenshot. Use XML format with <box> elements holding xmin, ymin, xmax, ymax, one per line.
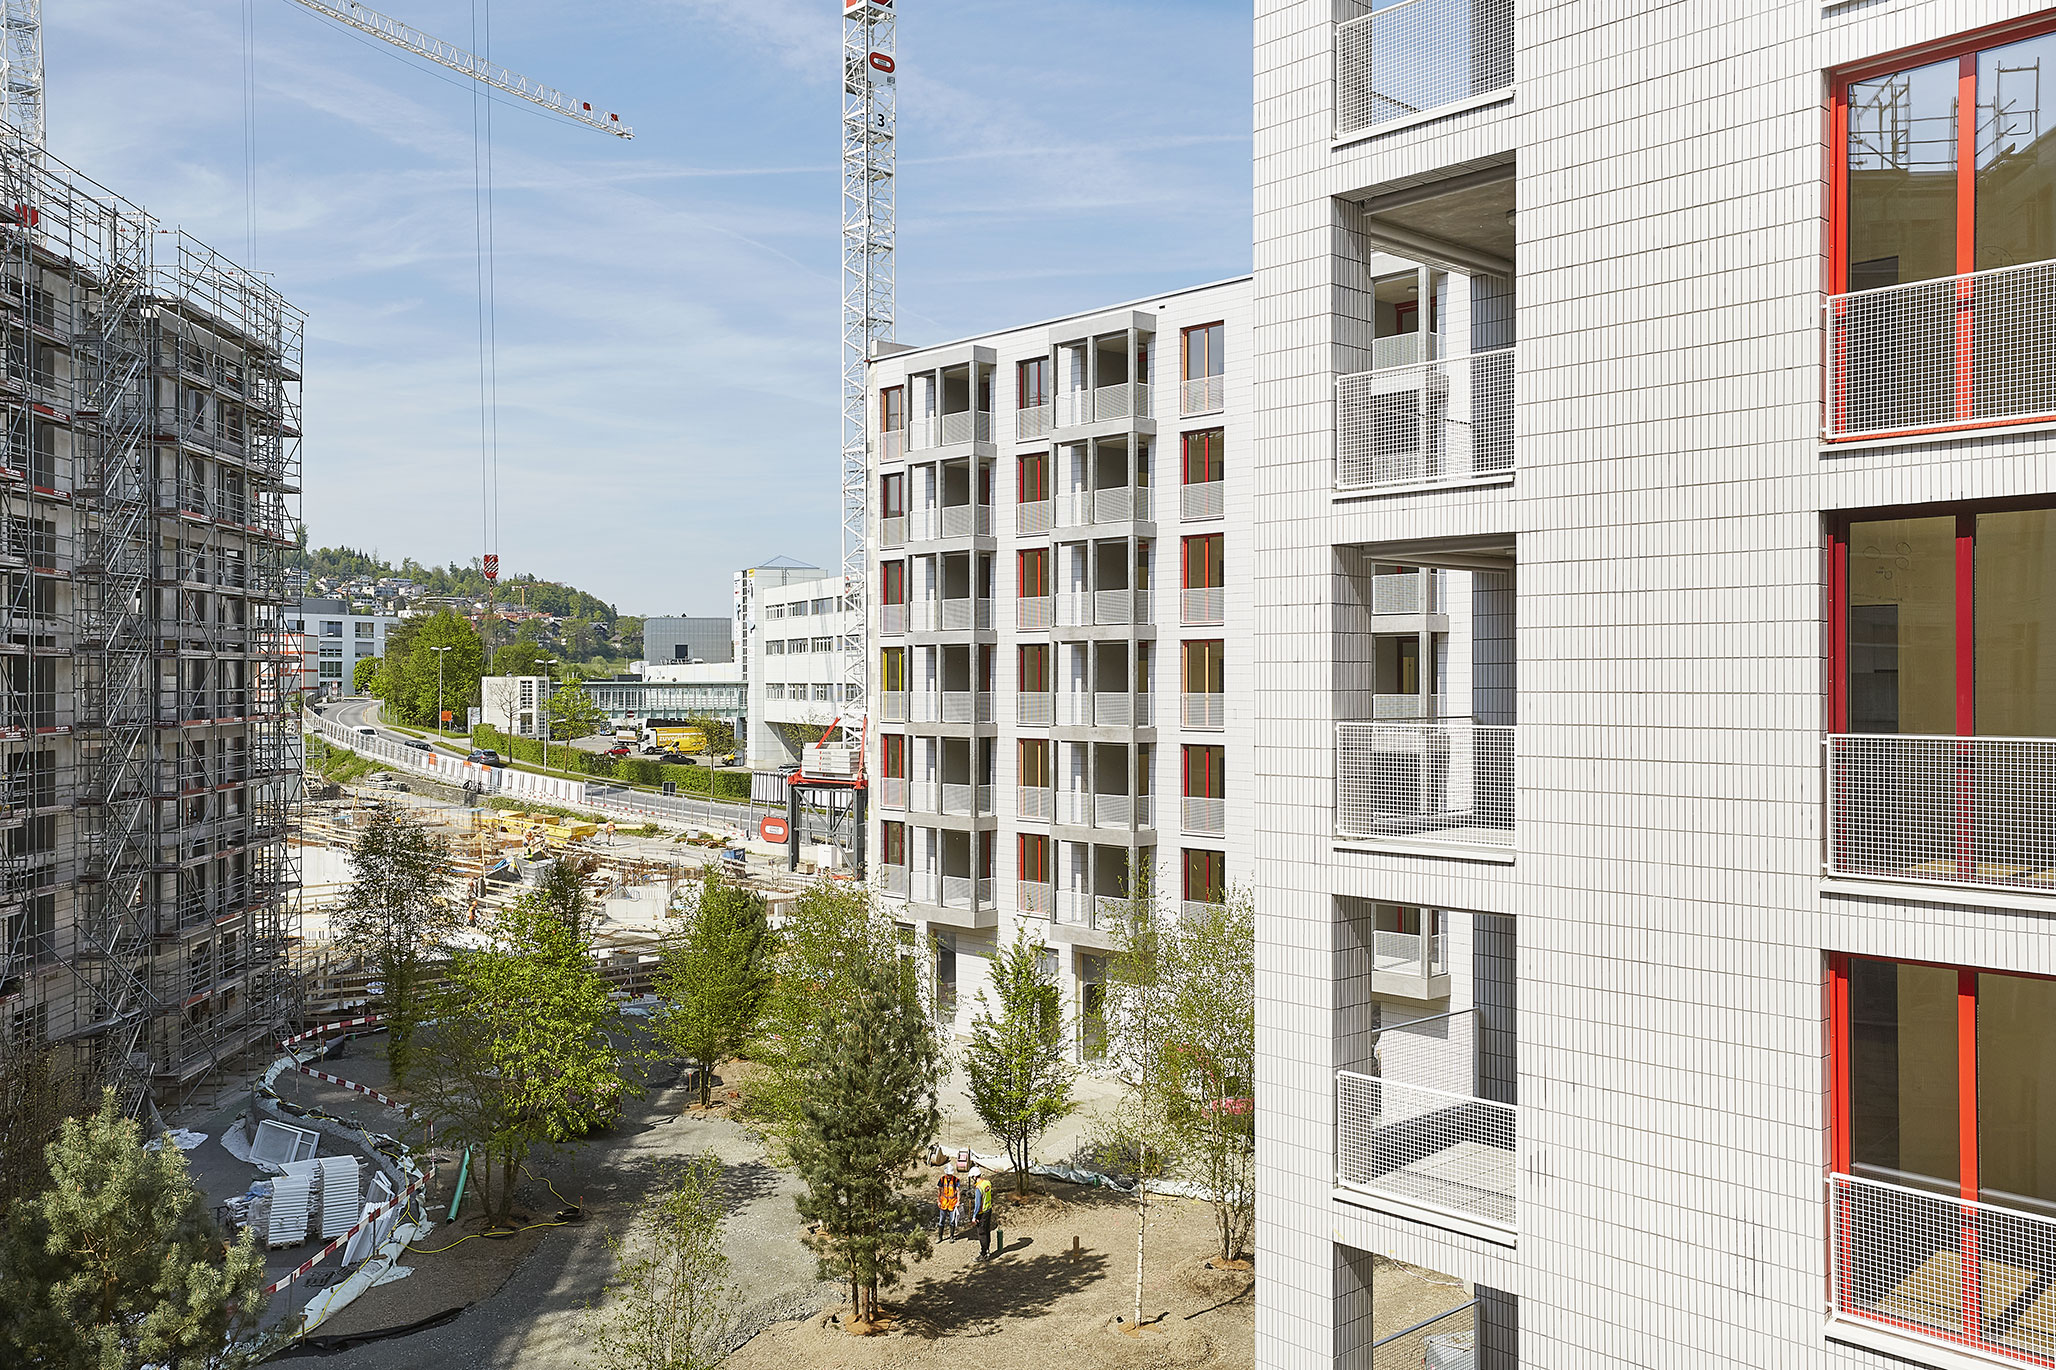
<box><xmin>448</xmin><ymin>1147</ymin><xmax>472</xmax><ymax>1222</ymax></box>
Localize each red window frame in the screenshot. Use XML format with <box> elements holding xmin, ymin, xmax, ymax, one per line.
<box><xmin>1018</xmin><ymin>643</ymin><xmax>1049</xmax><ymax>692</ymax></box>
<box><xmin>1181</xmin><ymin>744</ymin><xmax>1224</xmax><ymax>799</ymax></box>
<box><xmin>1182</xmin><ymin>429</ymin><xmax>1223</xmax><ymax>486</ymax></box>
<box><xmin>1181</xmin><ymin>534</ymin><xmax>1223</xmax><ymax>591</ymax></box>
<box><xmin>881</xmin><ymin>820</ymin><xmax>906</xmax><ymax>867</ymax></box>
<box><xmin>1182</xmin><ymin>848</ymin><xmax>1224</xmax><ymax>904</ymax></box>
<box><xmin>880</xmin><ymin>733</ymin><xmax>906</xmax><ymax>779</ymax></box>
<box><xmin>1018</xmin><ymin>547</ymin><xmax>1048</xmax><ymax>599</ymax></box>
<box><xmin>1019</xmin><ymin>452</ymin><xmax>1049</xmax><ymax>504</ymax></box>
<box><xmin>1827</xmin><ymin>13</ymin><xmax>2056</xmax><ymax>442</ymax></box>
<box><xmin>879</xmin><ymin>470</ymin><xmax>905</xmax><ymax>518</ymax></box>
<box><xmin>1018</xmin><ymin>357</ymin><xmax>1049</xmax><ymax>409</ymax></box>
<box><xmin>880</xmin><ymin>559</ymin><xmax>906</xmax><ymax>606</ymax></box>
<box><xmin>1019</xmin><ymin>831</ymin><xmax>1050</xmax><ymax>884</ymax></box>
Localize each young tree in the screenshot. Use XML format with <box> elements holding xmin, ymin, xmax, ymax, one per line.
<box><xmin>491</xmin><ymin>640</ymin><xmax>552</xmax><ymax>679</ymax></box>
<box><xmin>963</xmin><ymin>929</ymin><xmax>1074</xmax><ymax>1194</ymax></box>
<box><xmin>0</xmin><ymin>1090</ymin><xmax>267</xmax><ymax>1369</ymax></box>
<box><xmin>351</xmin><ymin>655</ymin><xmax>382</xmax><ymax>695</ymax></box>
<box><xmin>545</xmin><ymin>679</ymin><xmax>607</xmax><ymax>742</ymax></box>
<box><xmin>749</xmin><ymin>880</ymin><xmax>910</xmax><ymax>1138</ymax></box>
<box><xmin>655</xmin><ymin>869</ymin><xmax>772</xmax><ymax>1109</ymax></box>
<box><xmin>791</xmin><ymin>956</ymin><xmax>940</xmax><ymax>1326</ymax></box>
<box><xmin>393</xmin><ymin>610</ymin><xmax>484</xmax><ymax>727</ymax></box>
<box><xmin>535</xmin><ymin>854</ymin><xmax>599</xmax><ymax>942</ymax></box>
<box><xmin>409</xmin><ymin>897</ymin><xmax>627</xmax><ymax>1223</ymax></box>
<box><xmin>582</xmin><ymin>1152</ymin><xmax>731</xmax><ymax>1370</ymax></box>
<box><xmin>683</xmin><ymin>716</ymin><xmax>735</xmax><ymax>756</ymax></box>
<box><xmin>332</xmin><ymin>803</ymin><xmax>459</xmax><ymax>1082</ymax></box>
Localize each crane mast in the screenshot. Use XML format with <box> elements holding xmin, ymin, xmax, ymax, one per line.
<box><xmin>840</xmin><ymin>0</ymin><xmax>894</xmax><ymax>746</ymax></box>
<box><xmin>0</xmin><ymin>0</ymin><xmax>43</xmax><ymax>157</ymax></box>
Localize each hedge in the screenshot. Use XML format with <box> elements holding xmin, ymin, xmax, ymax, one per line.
<box><xmin>469</xmin><ymin>725</ymin><xmax>751</xmax><ymax>801</ymax></box>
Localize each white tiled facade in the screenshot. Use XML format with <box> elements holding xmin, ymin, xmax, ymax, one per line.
<box><xmin>865</xmin><ymin>277</ymin><xmax>1255</xmax><ymax>1050</ymax></box>
<box><xmin>751</xmin><ymin>571</ymin><xmax>856</xmax><ymax>767</ymax></box>
<box><xmin>1255</xmin><ymin>3</ymin><xmax>2056</xmax><ymax>1369</ymax></box>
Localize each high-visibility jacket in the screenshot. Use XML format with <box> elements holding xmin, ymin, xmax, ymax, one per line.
<box><xmin>938</xmin><ymin>1175</ymin><xmax>959</xmax><ymax>1211</ymax></box>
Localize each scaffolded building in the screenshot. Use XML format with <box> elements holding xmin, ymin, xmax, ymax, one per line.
<box><xmin>0</xmin><ymin>127</ymin><xmax>302</xmax><ymax>1105</ymax></box>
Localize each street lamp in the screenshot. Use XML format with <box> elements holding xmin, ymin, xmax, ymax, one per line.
<box><xmin>540</xmin><ymin>658</ymin><xmax>559</xmax><ymax>772</ymax></box>
<box><xmin>430</xmin><ymin>646</ymin><xmax>454</xmax><ymax>739</ymax></box>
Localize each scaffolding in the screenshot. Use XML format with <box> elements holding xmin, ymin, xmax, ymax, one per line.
<box><xmin>0</xmin><ymin>125</ymin><xmax>303</xmax><ymax>1108</ymax></box>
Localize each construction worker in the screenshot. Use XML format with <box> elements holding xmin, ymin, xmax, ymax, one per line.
<box><xmin>603</xmin><ymin>820</ymin><xmax>616</xmax><ymax>846</ymax></box>
<box><xmin>935</xmin><ymin>1170</ymin><xmax>959</xmax><ymax>1241</ymax></box>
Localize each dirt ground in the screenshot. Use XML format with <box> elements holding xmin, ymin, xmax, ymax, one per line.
<box><xmin>724</xmin><ymin>1178</ymin><xmax>1255</xmax><ymax>1370</ymax></box>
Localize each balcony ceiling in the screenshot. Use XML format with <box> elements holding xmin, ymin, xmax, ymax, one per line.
<box><xmin>1357</xmin><ymin>163</ymin><xmax>1516</xmax><ymax>278</ymax></box>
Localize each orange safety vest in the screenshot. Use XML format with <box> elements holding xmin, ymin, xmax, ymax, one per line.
<box><xmin>938</xmin><ymin>1175</ymin><xmax>959</xmax><ymax>1211</ymax></box>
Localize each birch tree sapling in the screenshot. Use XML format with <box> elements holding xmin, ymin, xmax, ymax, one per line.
<box><xmin>583</xmin><ymin>1153</ymin><xmax>731</xmax><ymax>1370</ymax></box>
<box><xmin>963</xmin><ymin>929</ymin><xmax>1074</xmax><ymax>1194</ymax></box>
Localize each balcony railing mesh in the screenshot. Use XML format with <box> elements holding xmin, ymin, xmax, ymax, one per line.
<box><xmin>1371</xmin><ymin>568</ymin><xmax>1434</xmax><ymax>616</ymax></box>
<box><xmin>1183</xmin><ymin>795</ymin><xmax>1226</xmax><ymax>836</ymax></box>
<box><xmin>1336</xmin><ymin>1010</ymin><xmax>1515</xmax><ymax>1229</ymax></box>
<box><xmin>1827</xmin><ymin>734</ymin><xmax>2056</xmax><ymax>895</ymax></box>
<box><xmin>1179</xmin><ymin>374</ymin><xmax>1225</xmax><ymax>416</ymax></box>
<box><xmin>1826</xmin><ymin>258</ymin><xmax>2056</xmax><ymax>440</ymax></box>
<box><xmin>1182</xmin><ymin>693</ymin><xmax>1224</xmax><ymax>732</ymax></box>
<box><xmin>1337</xmin><ymin>349</ymin><xmax>1514</xmax><ymax>490</ymax></box>
<box><xmin>1369</xmin><ymin>1301</ymin><xmax>1476</xmax><ymax>1369</ymax></box>
<box><xmin>1829</xmin><ymin>1170</ymin><xmax>2056</xmax><ymax>1366</ymax></box>
<box><xmin>1335</xmin><ymin>0</ymin><xmax>1514</xmax><ymax>136</ymax></box>
<box><xmin>1180</xmin><ymin>480</ymin><xmax>1224</xmax><ymax>522</ymax></box>
<box><xmin>1017</xmin><ymin>404</ymin><xmax>1052</xmax><ymax>441</ymax></box>
<box><xmin>1337</xmin><ymin>721</ymin><xmax>1514</xmax><ymax>845</ymax></box>
<box><xmin>1181</xmin><ymin>586</ymin><xmax>1225</xmax><ymax>627</ymax></box>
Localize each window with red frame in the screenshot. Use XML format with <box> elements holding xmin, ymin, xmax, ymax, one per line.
<box><xmin>1019</xmin><ymin>831</ymin><xmax>1050</xmax><ymax>884</ymax></box>
<box><xmin>1827</xmin><ymin>954</ymin><xmax>2056</xmax><ymax>1358</ymax></box>
<box><xmin>1018</xmin><ymin>547</ymin><xmax>1049</xmax><ymax>599</ymax></box>
<box><xmin>881</xmin><ymin>820</ymin><xmax>906</xmax><ymax>867</ymax></box>
<box><xmin>879</xmin><ymin>470</ymin><xmax>904</xmax><ymax>519</ymax></box>
<box><xmin>1018</xmin><ymin>643</ymin><xmax>1049</xmax><ymax>693</ymax></box>
<box><xmin>1831</xmin><ymin>503</ymin><xmax>2056</xmax><ymax>736</ymax></box>
<box><xmin>880</xmin><ymin>733</ymin><xmax>906</xmax><ymax>779</ymax></box>
<box><xmin>880</xmin><ymin>559</ymin><xmax>906</xmax><ymax>605</ymax></box>
<box><xmin>1019</xmin><ymin>738</ymin><xmax>1050</xmax><ymax>790</ymax></box>
<box><xmin>1019</xmin><ymin>357</ymin><xmax>1049</xmax><ymax>409</ymax></box>
<box><xmin>1182</xmin><ymin>534</ymin><xmax>1223</xmax><ymax>590</ymax></box>
<box><xmin>1182</xmin><ymin>429</ymin><xmax>1223</xmax><ymax>486</ymax></box>
<box><xmin>1019</xmin><ymin>452</ymin><xmax>1049</xmax><ymax>504</ymax></box>
<box><xmin>1182</xmin><ymin>849</ymin><xmax>1224</xmax><ymax>905</ymax></box>
<box><xmin>1182</xmin><ymin>744</ymin><xmax>1224</xmax><ymax>799</ymax></box>
<box><xmin>880</xmin><ymin>386</ymin><xmax>904</xmax><ymax>433</ymax></box>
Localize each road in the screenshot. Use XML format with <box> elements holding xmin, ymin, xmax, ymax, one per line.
<box><xmin>310</xmin><ymin>697</ymin><xmax>822</xmax><ymax>839</ymax></box>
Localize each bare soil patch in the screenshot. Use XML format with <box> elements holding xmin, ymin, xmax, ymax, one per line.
<box><xmin>724</xmin><ymin>1180</ymin><xmax>1254</xmax><ymax>1370</ymax></box>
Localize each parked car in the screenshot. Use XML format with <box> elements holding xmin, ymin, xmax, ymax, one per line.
<box><xmin>663</xmin><ymin>753</ymin><xmax>699</xmax><ymax>766</ymax></box>
<box><xmin>355</xmin><ymin>726</ymin><xmax>375</xmax><ymax>737</ymax></box>
<box><xmin>405</xmin><ymin>739</ymin><xmax>432</xmax><ymax>752</ymax></box>
<box><xmin>467</xmin><ymin>749</ymin><xmax>505</xmax><ymax>766</ymax></box>
<box><xmin>606</xmin><ymin>744</ymin><xmax>631</xmax><ymax>757</ymax></box>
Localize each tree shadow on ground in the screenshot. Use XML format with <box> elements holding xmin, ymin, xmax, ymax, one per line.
<box><xmin>896</xmin><ymin>1246</ymin><xmax>1111</xmax><ymax>1331</ymax></box>
<box><xmin>713</xmin><ymin>1158</ymin><xmax>781</xmax><ymax>1210</ymax></box>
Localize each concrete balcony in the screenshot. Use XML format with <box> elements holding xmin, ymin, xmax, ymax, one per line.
<box><xmin>1334</xmin><ymin>0</ymin><xmax>1513</xmax><ymax>138</ymax></box>
<box><xmin>1181</xmin><ymin>692</ymin><xmax>1224</xmax><ymax>732</ymax></box>
<box><xmin>1335</xmin><ymin>1008</ymin><xmax>1515</xmax><ymax>1235</ymax></box>
<box><xmin>1091</xmin><ymin>793</ymin><xmax>1150</xmax><ymax>830</ymax></box>
<box><xmin>938</xmin><ymin>597</ymin><xmax>993</xmax><ymax>631</ymax></box>
<box><xmin>1336</xmin><ymin>720</ymin><xmax>1514</xmax><ymax>848</ymax></box>
<box><xmin>1825</xmin><ymin>258</ymin><xmax>2056</xmax><ymax>441</ymax></box>
<box><xmin>1179</xmin><ymin>374</ymin><xmax>1224</xmax><ymax>417</ymax></box>
<box><xmin>1373</xmin><ymin>693</ymin><xmax>1449</xmax><ymax>720</ymax></box>
<box><xmin>1827</xmin><ymin>734</ymin><xmax>2056</xmax><ymax>896</ymax></box>
<box><xmin>1092</xmin><ymin>692</ymin><xmax>1151</xmax><ymax>728</ymax></box>
<box><xmin>1372</xmin><ymin>927</ymin><xmax>1450</xmax><ymax>1001</ymax></box>
<box><xmin>938</xmin><ymin>783</ymin><xmax>992</xmax><ymax>816</ymax></box>
<box><xmin>933</xmin><ymin>692</ymin><xmax>993</xmax><ymax>725</ymax></box>
<box><xmin>1180</xmin><ymin>480</ymin><xmax>1223</xmax><ymax>522</ymax></box>
<box><xmin>1336</xmin><ymin>348</ymin><xmax>1515</xmax><ymax>491</ymax></box>
<box><xmin>1054</xmin><ymin>589</ymin><xmax>1152</xmax><ymax>627</ymax></box>
<box><xmin>908</xmin><ymin>505</ymin><xmax>992</xmax><ymax>542</ymax></box>
<box><xmin>1180</xmin><ymin>586</ymin><xmax>1224</xmax><ymax>628</ymax></box>
<box><xmin>1055</xmin><ymin>383</ymin><xmax>1150</xmax><ymax>428</ymax></box>
<box><xmin>1181</xmin><ymin>795</ymin><xmax>1225</xmax><ymax>837</ymax></box>
<box><xmin>1054</xmin><ymin>889</ymin><xmax>1126</xmax><ymax>934</ymax></box>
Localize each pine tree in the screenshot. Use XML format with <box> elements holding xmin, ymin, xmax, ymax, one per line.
<box><xmin>0</xmin><ymin>1090</ymin><xmax>267</xmax><ymax>1369</ymax></box>
<box><xmin>963</xmin><ymin>929</ymin><xmax>1075</xmax><ymax>1193</ymax></box>
<box><xmin>656</xmin><ymin>868</ymin><xmax>772</xmax><ymax>1108</ymax></box>
<box><xmin>790</xmin><ymin>956</ymin><xmax>940</xmax><ymax>1326</ymax></box>
<box><xmin>332</xmin><ymin>802</ymin><xmax>459</xmax><ymax>1083</ymax></box>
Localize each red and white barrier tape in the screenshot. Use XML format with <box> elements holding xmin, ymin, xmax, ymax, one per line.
<box><xmin>261</xmin><ymin>1174</ymin><xmax>426</xmax><ymax>1296</ymax></box>
<box><xmin>292</xmin><ymin>1065</ymin><xmax>413</xmax><ymax>1116</ymax></box>
<box><xmin>280</xmin><ymin>1015</ymin><xmax>385</xmax><ymax>1050</ymax></box>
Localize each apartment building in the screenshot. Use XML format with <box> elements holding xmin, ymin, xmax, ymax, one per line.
<box><xmin>1251</xmin><ymin>3</ymin><xmax>2056</xmax><ymax>1368</ymax></box>
<box><xmin>288</xmin><ymin>596</ymin><xmax>397</xmax><ymax>701</ymax></box>
<box><xmin>643</xmin><ymin>614</ymin><xmax>733</xmax><ymax>665</ymax></box>
<box><xmin>863</xmin><ymin>277</ymin><xmax>1253</xmax><ymax>1046</ymax></box>
<box><xmin>0</xmin><ymin>132</ymin><xmax>301</xmax><ymax>1102</ymax></box>
<box><xmin>749</xmin><ymin>569</ymin><xmax>855</xmax><ymax>768</ymax></box>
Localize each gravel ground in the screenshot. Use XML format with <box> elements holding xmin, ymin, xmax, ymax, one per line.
<box><xmin>269</xmin><ymin>1043</ymin><xmax>829</xmax><ymax>1368</ymax></box>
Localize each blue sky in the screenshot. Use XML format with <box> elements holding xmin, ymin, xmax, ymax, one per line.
<box><xmin>45</xmin><ymin>0</ymin><xmax>1252</xmax><ymax>614</ymax></box>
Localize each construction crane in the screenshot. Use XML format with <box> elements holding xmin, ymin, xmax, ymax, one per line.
<box><xmin>785</xmin><ymin>0</ymin><xmax>896</xmax><ymax>875</ymax></box>
<box><xmin>0</xmin><ymin>0</ymin><xmax>43</xmax><ymax>154</ymax></box>
<box><xmin>282</xmin><ymin>0</ymin><xmax>631</xmax><ymax>138</ymax></box>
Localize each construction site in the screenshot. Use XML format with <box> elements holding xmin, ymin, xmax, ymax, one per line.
<box><xmin>0</xmin><ymin>124</ymin><xmax>304</xmax><ymax>1111</ymax></box>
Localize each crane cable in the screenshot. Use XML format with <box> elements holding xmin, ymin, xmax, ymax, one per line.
<box><xmin>471</xmin><ymin>0</ymin><xmax>500</xmax><ymax>615</ymax></box>
<box><xmin>241</xmin><ymin>0</ymin><xmax>259</xmax><ymax>263</ymax></box>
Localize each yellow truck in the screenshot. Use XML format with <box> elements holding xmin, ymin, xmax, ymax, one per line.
<box><xmin>641</xmin><ymin>725</ymin><xmax>707</xmax><ymax>754</ymax></box>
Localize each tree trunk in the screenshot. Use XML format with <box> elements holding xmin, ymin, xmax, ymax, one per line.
<box><xmin>1134</xmin><ymin>1186</ymin><xmax>1147</xmax><ymax>1324</ymax></box>
<box><xmin>700</xmin><ymin>1056</ymin><xmax>712</xmax><ymax>1108</ymax></box>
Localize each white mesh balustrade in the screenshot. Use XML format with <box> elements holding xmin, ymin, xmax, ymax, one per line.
<box><xmin>1369</xmin><ymin>1300</ymin><xmax>1476</xmax><ymax>1370</ymax></box>
<box><xmin>1828</xmin><ymin>1170</ymin><xmax>2056</xmax><ymax>1365</ymax></box>
<box><xmin>1337</xmin><ymin>349</ymin><xmax>1515</xmax><ymax>490</ymax></box>
<box><xmin>1180</xmin><ymin>374</ymin><xmax>1225</xmax><ymax>416</ymax></box>
<box><xmin>1825</xmin><ymin>259</ymin><xmax>2056</xmax><ymax>439</ymax></box>
<box><xmin>1179</xmin><ymin>480</ymin><xmax>1224</xmax><ymax>521</ymax></box>
<box><xmin>1335</xmin><ymin>0</ymin><xmax>1514</xmax><ymax>137</ymax></box>
<box><xmin>1826</xmin><ymin>735</ymin><xmax>2056</xmax><ymax>895</ymax></box>
<box><xmin>1336</xmin><ymin>720</ymin><xmax>1514</xmax><ymax>845</ymax></box>
<box><xmin>1336</xmin><ymin>1009</ymin><xmax>1515</xmax><ymax>1229</ymax></box>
